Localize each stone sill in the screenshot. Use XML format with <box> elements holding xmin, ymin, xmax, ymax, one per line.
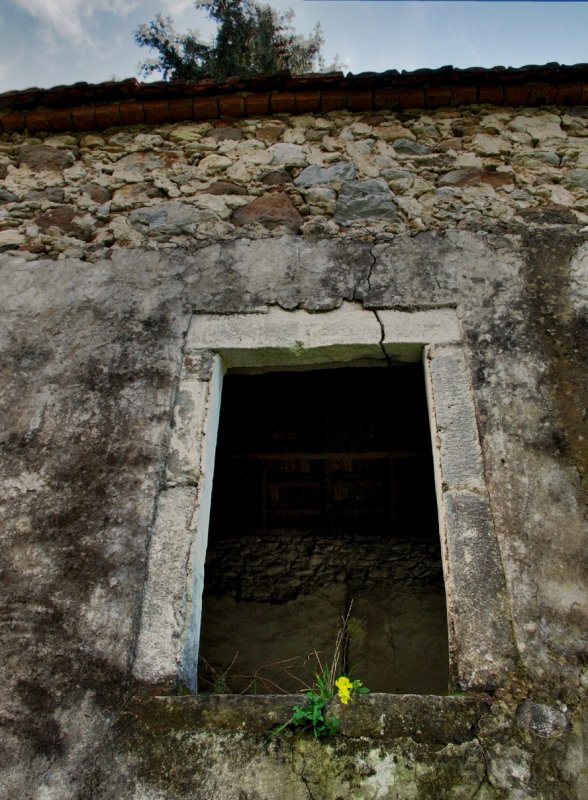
<box><xmin>131</xmin><ymin>693</ymin><xmax>491</xmax><ymax>744</ymax></box>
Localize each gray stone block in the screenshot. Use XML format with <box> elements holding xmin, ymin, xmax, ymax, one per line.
<box><xmin>334</xmin><ymin>179</ymin><xmax>402</xmax><ymax>224</ymax></box>
<box><xmin>426</xmin><ymin>345</ymin><xmax>486</xmax><ymax>491</ymax></box>
<box><xmin>129</xmin><ymin>201</ymin><xmax>214</xmax><ymax>234</ymax></box>
<box><xmin>442</xmin><ymin>489</ymin><xmax>516</xmax><ymax>689</ymax></box>
<box><xmin>294</xmin><ymin>161</ymin><xmax>356</xmax><ymax>187</ymax></box>
<box><xmin>394</xmin><ymin>138</ymin><xmax>431</xmax><ymax>155</ymax></box>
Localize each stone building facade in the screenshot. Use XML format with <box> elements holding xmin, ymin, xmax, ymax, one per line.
<box><xmin>1</xmin><ymin>64</ymin><xmax>587</xmax><ymax>798</ymax></box>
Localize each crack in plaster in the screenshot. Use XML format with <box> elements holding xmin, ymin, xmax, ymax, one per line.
<box><xmin>470</xmin><ymin>738</ymin><xmax>491</xmax><ymax>799</ymax></box>
<box><xmin>291</xmin><ymin>747</ymin><xmax>316</xmax><ymax>800</ymax></box>
<box><xmin>372</xmin><ymin>310</ymin><xmax>394</xmax><ymax>368</ymax></box>
<box><xmin>366</xmin><ymin>245</ymin><xmax>378</xmax><ymax>293</ymax></box>
<box><xmin>352</xmin><ymin>244</ymin><xmax>378</xmax><ymax>302</ymax></box>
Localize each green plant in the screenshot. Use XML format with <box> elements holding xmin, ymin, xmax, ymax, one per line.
<box><xmin>272</xmin><ymin>668</ymin><xmax>369</xmax><ymax>738</ymax></box>
<box><xmin>271</xmin><ymin>605</ymin><xmax>369</xmax><ymax>738</ymax></box>
<box><xmin>272</xmin><ymin>668</ymin><xmax>337</xmax><ymax>738</ymax></box>
<box><xmin>135</xmin><ymin>0</ymin><xmax>328</xmax><ymax>82</ymax></box>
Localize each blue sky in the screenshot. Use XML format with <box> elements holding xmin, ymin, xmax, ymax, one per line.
<box><xmin>0</xmin><ymin>1</ymin><xmax>586</xmax><ymax>93</ymax></box>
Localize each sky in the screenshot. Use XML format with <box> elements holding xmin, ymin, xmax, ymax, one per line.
<box><xmin>0</xmin><ymin>1</ymin><xmax>586</xmax><ymax>93</ymax></box>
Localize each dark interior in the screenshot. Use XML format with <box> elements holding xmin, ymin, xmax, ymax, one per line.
<box><xmin>199</xmin><ymin>364</ymin><xmax>449</xmax><ymax>694</ymax></box>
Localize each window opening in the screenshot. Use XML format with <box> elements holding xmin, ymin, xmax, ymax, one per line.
<box><xmin>199</xmin><ymin>365</ymin><xmax>448</xmax><ymax>694</ymax></box>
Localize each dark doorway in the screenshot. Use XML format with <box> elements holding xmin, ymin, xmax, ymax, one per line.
<box><xmin>199</xmin><ymin>365</ymin><xmax>449</xmax><ymax>694</ymax></box>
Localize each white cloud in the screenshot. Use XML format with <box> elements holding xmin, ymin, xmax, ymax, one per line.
<box><xmin>12</xmin><ymin>0</ymin><xmax>141</xmax><ymax>44</ymax></box>
<box><xmin>161</xmin><ymin>0</ymin><xmax>195</xmax><ymax>13</ymax></box>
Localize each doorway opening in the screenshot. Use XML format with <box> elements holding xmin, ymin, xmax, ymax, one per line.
<box><xmin>199</xmin><ymin>364</ymin><xmax>449</xmax><ymax>694</ymax></box>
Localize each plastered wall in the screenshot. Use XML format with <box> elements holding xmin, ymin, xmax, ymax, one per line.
<box><xmin>1</xmin><ymin>103</ymin><xmax>587</xmax><ymax>798</ymax></box>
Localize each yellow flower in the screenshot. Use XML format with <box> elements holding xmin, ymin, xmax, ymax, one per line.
<box><xmin>335</xmin><ymin>676</ymin><xmax>353</xmax><ymax>704</ymax></box>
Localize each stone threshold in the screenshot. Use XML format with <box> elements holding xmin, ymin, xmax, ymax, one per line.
<box><xmin>131</xmin><ymin>692</ymin><xmax>492</xmax><ymax>744</ymax></box>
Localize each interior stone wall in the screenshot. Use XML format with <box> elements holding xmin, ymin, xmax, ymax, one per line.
<box><xmin>200</xmin><ymin>532</ymin><xmax>448</xmax><ymax>694</ymax></box>
<box><xmin>203</xmin><ymin>533</ymin><xmax>443</xmax><ymax>603</ymax></box>
<box><xmin>1</xmin><ymin>102</ymin><xmax>587</xmax><ymax>798</ymax></box>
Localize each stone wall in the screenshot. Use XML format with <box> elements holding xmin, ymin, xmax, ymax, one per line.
<box><xmin>1</xmin><ymin>100</ymin><xmax>587</xmax><ymax>799</ymax></box>
<box><xmin>204</xmin><ymin>533</ymin><xmax>443</xmax><ymax>603</ymax></box>
<box><xmin>1</xmin><ymin>106</ymin><xmax>588</xmax><ymax>257</ymax></box>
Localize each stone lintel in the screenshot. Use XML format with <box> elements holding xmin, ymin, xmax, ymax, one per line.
<box><xmin>380</xmin><ymin>308</ymin><xmax>461</xmax><ymax>362</ymax></box>
<box><xmin>188</xmin><ymin>304</ymin><xmax>462</xmax><ymax>369</ymax></box>
<box><xmin>187</xmin><ymin>303</ymin><xmax>384</xmax><ymax>368</ymax></box>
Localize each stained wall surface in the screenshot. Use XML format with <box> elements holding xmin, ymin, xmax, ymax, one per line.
<box><xmin>1</xmin><ymin>101</ymin><xmax>587</xmax><ymax>798</ymax></box>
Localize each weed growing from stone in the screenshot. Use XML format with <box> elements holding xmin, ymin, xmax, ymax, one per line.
<box><xmin>271</xmin><ymin>668</ymin><xmax>368</xmax><ymax>738</ymax></box>
<box><xmin>195</xmin><ymin>604</ymin><xmax>369</xmax><ymax>737</ymax></box>
<box><xmin>271</xmin><ymin>605</ymin><xmax>369</xmax><ymax>738</ymax></box>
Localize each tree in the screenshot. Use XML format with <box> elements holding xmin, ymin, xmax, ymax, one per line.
<box><xmin>135</xmin><ymin>0</ymin><xmax>326</xmax><ymax>82</ymax></box>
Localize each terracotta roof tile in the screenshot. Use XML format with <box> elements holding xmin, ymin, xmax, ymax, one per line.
<box><xmin>193</xmin><ymin>96</ymin><xmax>218</xmax><ymax>120</ymax></box>
<box><xmin>347</xmin><ymin>91</ymin><xmax>373</xmax><ymax>112</ymax></box>
<box><xmin>47</xmin><ymin>107</ymin><xmax>74</xmax><ymax>132</ymax></box>
<box><xmin>398</xmin><ymin>86</ymin><xmax>425</xmax><ymax>108</ymax></box>
<box><xmin>555</xmin><ymin>83</ymin><xmax>583</xmax><ymax>105</ymax></box>
<box><xmin>269</xmin><ymin>92</ymin><xmax>297</xmax><ymax>114</ymax></box>
<box><xmin>218</xmin><ymin>95</ymin><xmax>245</xmax><ymax>117</ymax></box>
<box><xmin>169</xmin><ymin>96</ymin><xmax>195</xmax><ymax>122</ymax></box>
<box><xmin>119</xmin><ymin>102</ymin><xmax>146</xmax><ymax>126</ymax></box>
<box><xmin>144</xmin><ymin>98</ymin><xmax>171</xmax><ymax>124</ymax></box>
<box><xmin>244</xmin><ymin>93</ymin><xmax>270</xmax><ymax>116</ymax></box>
<box><xmin>478</xmin><ymin>84</ymin><xmax>504</xmax><ymax>105</ymax></box>
<box><xmin>71</xmin><ymin>105</ymin><xmax>98</xmax><ymax>132</ymax></box>
<box><xmin>450</xmin><ymin>85</ymin><xmax>477</xmax><ymax>106</ymax></box>
<box><xmin>528</xmin><ymin>82</ymin><xmax>557</xmax><ymax>105</ymax></box>
<box><xmin>425</xmin><ymin>85</ymin><xmax>452</xmax><ymax>108</ymax></box>
<box><xmin>321</xmin><ymin>90</ymin><xmax>347</xmax><ymax>112</ymax></box>
<box><xmin>94</xmin><ymin>102</ymin><xmax>124</xmax><ymax>129</ymax></box>
<box><xmin>373</xmin><ymin>88</ymin><xmax>400</xmax><ymax>111</ymax></box>
<box><xmin>295</xmin><ymin>91</ymin><xmax>321</xmax><ymax>113</ymax></box>
<box><xmin>0</xmin><ymin>63</ymin><xmax>586</xmax><ymax>134</ymax></box>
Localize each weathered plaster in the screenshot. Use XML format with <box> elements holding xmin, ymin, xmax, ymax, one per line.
<box><xmin>1</xmin><ymin>103</ymin><xmax>587</xmax><ymax>798</ymax></box>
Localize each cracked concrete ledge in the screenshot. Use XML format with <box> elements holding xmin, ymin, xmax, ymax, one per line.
<box><xmin>187</xmin><ymin>303</ymin><xmax>461</xmax><ymax>368</ymax></box>
<box><xmin>131</xmin><ymin>693</ymin><xmax>492</xmax><ymax>744</ymax></box>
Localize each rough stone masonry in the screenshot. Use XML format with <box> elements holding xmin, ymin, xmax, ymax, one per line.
<box><xmin>0</xmin><ymin>65</ymin><xmax>587</xmax><ymax>799</ymax></box>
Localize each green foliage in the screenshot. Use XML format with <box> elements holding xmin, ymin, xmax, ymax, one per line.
<box><xmin>135</xmin><ymin>0</ymin><xmax>327</xmax><ymax>82</ymax></box>
<box><xmin>272</xmin><ymin>669</ymin><xmax>340</xmax><ymax>739</ymax></box>
<box><xmin>270</xmin><ymin>604</ymin><xmax>369</xmax><ymax>738</ymax></box>
<box><xmin>272</xmin><ymin>669</ymin><xmax>369</xmax><ymax>739</ymax></box>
